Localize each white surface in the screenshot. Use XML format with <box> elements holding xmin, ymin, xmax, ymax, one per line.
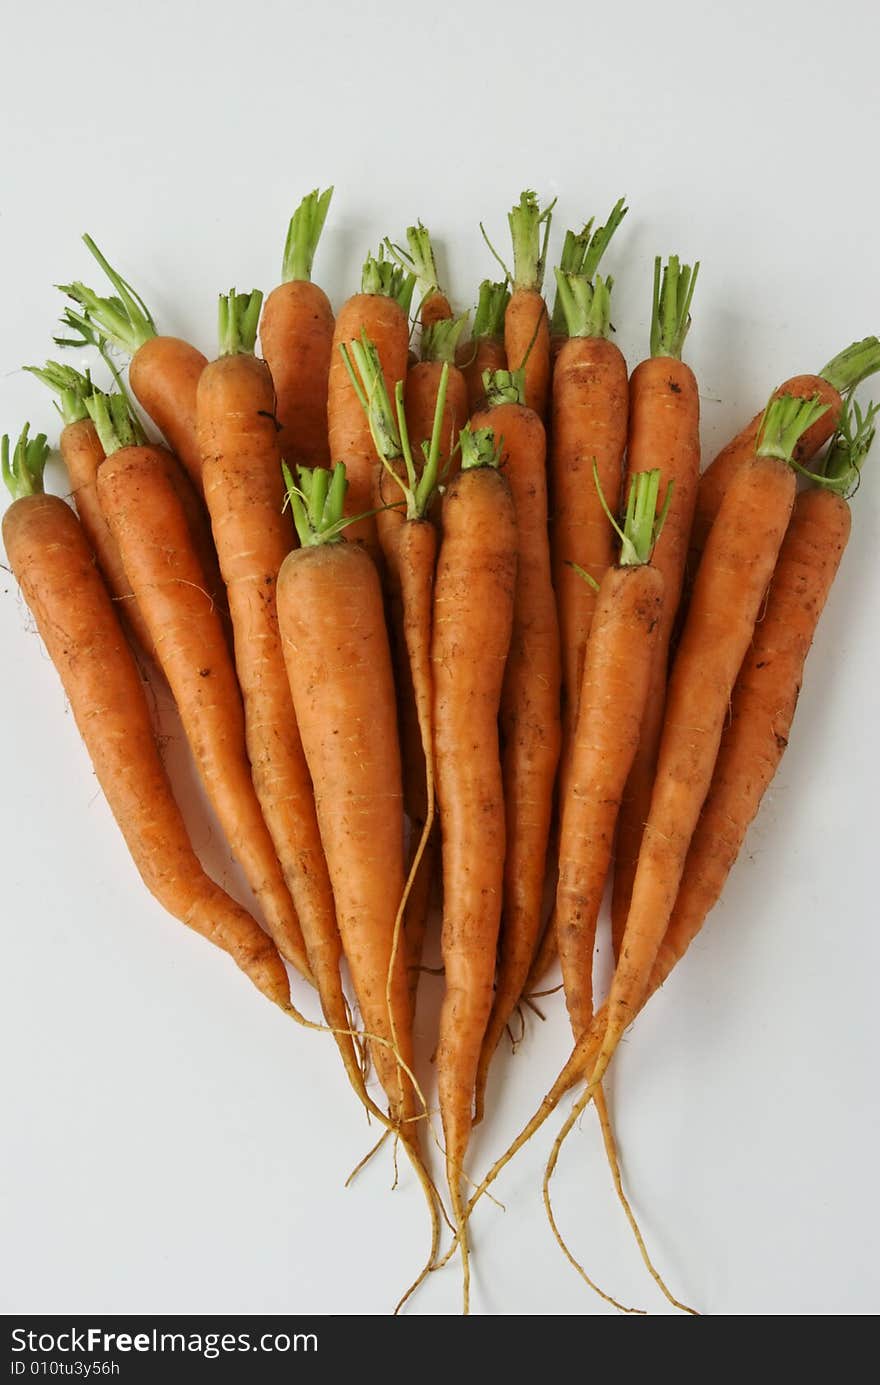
<box><xmin>2</xmin><ymin>0</ymin><xmax>879</xmax><ymax>1318</ymax></box>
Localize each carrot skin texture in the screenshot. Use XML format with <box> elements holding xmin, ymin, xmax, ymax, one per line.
<box><xmin>59</xmin><ymin>417</ymin><xmax>156</xmax><ymax>661</ymax></box>
<box><xmin>404</xmin><ymin>362</ymin><xmax>469</xmax><ymax>485</ymax></box>
<box><xmin>97</xmin><ymin>445</ymin><xmax>311</xmax><ymax>981</ymax></box>
<box><xmin>129</xmin><ymin>335</ymin><xmax>208</xmax><ymax>495</ymax></box>
<box><xmin>457</xmin><ymin>336</ymin><xmax>508</xmax><ymax>414</ymax></box>
<box><xmin>198</xmin><ymin>354</ymin><xmax>354</xmax><ymax>1026</ymax></box>
<box><xmin>505</xmin><ymin>289</ymin><xmax>550</xmax><ymax>418</ymax></box>
<box><xmin>260</xmin><ymin>279</ymin><xmax>334</xmax><ymax>466</ymax></box>
<box><xmin>277</xmin><ymin>542</ymin><xmax>415</xmax><ymax>1125</ymax></box>
<box><xmin>433</xmin><ymin>467</ymin><xmax>517</xmax><ymax>1181</ymax></box>
<box><xmin>599</xmin><ymin>454</ymin><xmax>796</xmax><ymax>1072</ymax></box>
<box><xmin>2</xmin><ymin>495</ymin><xmax>289</xmax><ymax>1006</ymax></box>
<box><xmin>328</xmin><ymin>294</ymin><xmax>410</xmax><ymax>550</ymax></box>
<box><xmin>421</xmin><ymin>290</ymin><xmax>453</xmax><ymax>330</ymax></box>
<box><xmin>611</xmin><ymin>357</ymin><xmax>701</xmax><ymax>954</ymax></box>
<box><xmin>689</xmin><ymin>373</ymin><xmax>840</xmax><ymax>571</ymax></box>
<box><xmin>471</xmin><ymin>402</ymin><xmax>561</xmax><ymax>1111</ymax></box>
<box><xmin>551</xmin><ymin>335</ymin><xmax>629</xmax><ymax>736</ymax></box>
<box><xmin>558</xmin><ymin>564</ymin><xmax>663</xmax><ymax>1037</ymax></box>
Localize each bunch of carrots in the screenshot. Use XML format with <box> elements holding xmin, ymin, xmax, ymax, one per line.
<box><xmin>4</xmin><ymin>186</ymin><xmax>877</xmax><ymax>1315</ymax></box>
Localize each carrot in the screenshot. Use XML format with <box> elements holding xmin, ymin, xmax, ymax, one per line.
<box><xmin>471</xmin><ymin>369</ymin><xmax>561</xmax><ymax>1119</ymax></box>
<box><xmin>1</xmin><ymin>427</ymin><xmax>289</xmax><ymax>1009</ymax></box>
<box><xmin>387</xmin><ymin>220</ymin><xmax>453</xmax><ymax>330</ymax></box>
<box><xmin>277</xmin><ymin>464</ymin><xmax>440</xmax><ymax>1279</ymax></box>
<box><xmin>461</xmin><ymin>398</ymin><xmax>876</xmax><ymax>1222</ymax></box>
<box><xmin>688</xmin><ymin>335</ymin><xmax>880</xmax><ymax>575</ymax></box>
<box><xmin>611</xmin><ymin>256</ymin><xmax>701</xmax><ymax>957</ymax></box>
<box><xmin>557</xmin><ymin>469</ymin><xmax>668</xmax><ymax>1039</ymax></box>
<box><xmin>23</xmin><ymin>362</ymin><xmax>157</xmax><ymax>662</ymax></box>
<box><xmin>260</xmin><ymin>187</ymin><xmax>335</xmax><ymax>467</ymax></box>
<box><xmin>327</xmin><ymin>247</ymin><xmax>414</xmax><ymax>550</ymax></box>
<box><xmin>406</xmin><ymin>317</ymin><xmax>469</xmax><ymax>487</ymax></box>
<box><xmin>501</xmin><ymin>190</ymin><xmax>554</xmax><ymax>418</ymax></box>
<box><xmin>197</xmin><ymin>290</ymin><xmax>380</xmax><ymax>1110</ymax></box>
<box><xmin>549</xmin><ymin>197</ymin><xmax>628</xmax><ymax>358</ymax></box>
<box><xmin>90</xmin><ymin>384</ymin><xmax>312</xmax><ymax>983</ymax></box>
<box><xmin>551</xmin><ymin>270</ymin><xmax>628</xmax><ymax>742</ymax></box>
<box><xmin>57</xmin><ymin>236</ymin><xmax>208</xmax><ymax>493</ymax></box>
<box><xmin>590</xmin><ymin>393</ymin><xmax>829</xmax><ymax>1092</ymax></box>
<box><xmin>342</xmin><ymin>339</ymin><xmax>448</xmax><ymax>1016</ymax></box>
<box><xmin>457</xmin><ymin>280</ymin><xmax>510</xmax><ymax>412</ymax></box>
<box><xmin>433</xmin><ymin>426</ymin><xmax>517</xmax><ymax>1312</ymax></box>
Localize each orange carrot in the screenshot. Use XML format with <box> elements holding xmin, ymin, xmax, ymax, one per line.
<box><xmin>433</xmin><ymin>427</ymin><xmax>517</xmax><ymax>1311</ymax></box>
<box><xmin>457</xmin><ymin>280</ymin><xmax>510</xmax><ymax>412</ymax></box>
<box><xmin>260</xmin><ymin>187</ymin><xmax>335</xmax><ymax>467</ymax></box>
<box><xmin>551</xmin><ymin>270</ymin><xmax>628</xmax><ymax>742</ymax></box>
<box><xmin>406</xmin><ymin>324</ymin><xmax>469</xmax><ymax>489</ymax></box>
<box><xmin>90</xmin><ymin>386</ymin><xmax>312</xmax><ymax>983</ymax></box>
<box><xmin>557</xmin><ymin>469</ymin><xmax>667</xmax><ymax>1040</ymax></box>
<box><xmin>198</xmin><ymin>290</ymin><xmax>379</xmax><ymax>1109</ymax></box>
<box><xmin>611</xmin><ymin>256</ymin><xmax>701</xmax><ymax>956</ymax></box>
<box><xmin>471</xmin><ymin>370</ymin><xmax>561</xmax><ymax>1117</ymax></box>
<box><xmin>590</xmin><ymin>393</ymin><xmax>829</xmax><ymax>1092</ymax></box>
<box><xmin>327</xmin><ymin>248</ymin><xmax>414</xmax><ymax>551</ymax></box>
<box><xmin>343</xmin><ymin>340</ymin><xmax>448</xmax><ymax>1016</ymax></box>
<box><xmin>1</xmin><ymin>428</ymin><xmax>289</xmax><ymax>1009</ymax></box>
<box><xmin>58</xmin><ymin>237</ymin><xmax>207</xmax><ymax>493</ymax></box>
<box><xmin>502</xmin><ymin>191</ymin><xmax>554</xmax><ymax>418</ymax></box>
<box><xmin>688</xmin><ymin>336</ymin><xmax>880</xmax><ymax>575</ymax></box>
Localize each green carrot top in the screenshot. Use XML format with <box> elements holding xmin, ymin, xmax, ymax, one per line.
<box><xmin>361</xmin><ymin>245</ymin><xmax>416</xmax><ymax>313</ymax></box>
<box><xmin>217</xmin><ymin>289</ymin><xmax>263</xmax><ymax>356</ymax></box>
<box><xmin>23</xmin><ymin>361</ymin><xmax>93</xmax><ymax>426</ymax></box>
<box><xmin>597</xmin><ymin>465</ymin><xmax>672</xmax><ymax>568</ymax></box>
<box><xmin>386</xmin><ymin>221</ymin><xmax>445</xmax><ymax>304</ymax></box>
<box><xmin>421</xmin><ymin>314</ymin><xmax>468</xmax><ymax>364</ymax></box>
<box><xmin>550</xmin><ymin>197</ymin><xmax>628</xmax><ymax>337</ymax></box>
<box><xmin>553</xmin><ymin>270</ymin><xmax>614</xmax><ymax>341</ymax></box>
<box><xmin>805</xmin><ymin>397</ymin><xmax>878</xmax><ymax>498</ymax></box>
<box><xmin>756</xmin><ymin>394</ymin><xmax>830</xmax><ymax>463</ymax></box>
<box><xmin>459</xmin><ymin>424</ymin><xmax>503</xmax><ymax>471</ymax></box>
<box><xmin>84</xmin><ymin>384</ymin><xmax>147</xmax><ymax>457</ymax></box>
<box><xmin>340</xmin><ymin>332</ymin><xmax>449</xmax><ymax>518</ymax></box>
<box><xmin>1</xmin><ymin>424</ymin><xmax>50</xmax><ymax>500</ymax></box>
<box><xmin>281</xmin><ymin>187</ymin><xmax>333</xmax><ymax>284</ymax></box>
<box><xmin>819</xmin><ymin>337</ymin><xmax>880</xmax><ymax>394</ymax></box>
<box><xmin>472</xmin><ymin>280</ymin><xmax>510</xmax><ymax>342</ymax></box>
<box><xmin>482</xmin><ymin>368</ymin><xmax>526</xmax><ymax>408</ymax></box>
<box><xmin>57</xmin><ymin>235</ymin><xmax>158</xmax><ymax>357</ymax></box>
<box><xmin>508</xmin><ymin>190</ymin><xmax>555</xmax><ymax>293</ymax></box>
<box><xmin>282</xmin><ymin>461</ymin><xmax>350</xmax><ymax>547</ymax></box>
<box><xmin>650</xmin><ymin>255</ymin><xmax>699</xmax><ymax>360</ymax></box>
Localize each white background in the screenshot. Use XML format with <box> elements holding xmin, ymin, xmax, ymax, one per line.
<box><xmin>2</xmin><ymin>0</ymin><xmax>878</xmax><ymax>1318</ymax></box>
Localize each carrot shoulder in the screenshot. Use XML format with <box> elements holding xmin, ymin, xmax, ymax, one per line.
<box><xmin>1</xmin><ymin>430</ymin><xmax>288</xmax><ymax>1008</ymax></box>
<box><xmin>503</xmin><ymin>190</ymin><xmax>554</xmax><ymax>418</ymax></box>
<box><xmin>260</xmin><ymin>187</ymin><xmax>335</xmax><ymax>467</ymax></box>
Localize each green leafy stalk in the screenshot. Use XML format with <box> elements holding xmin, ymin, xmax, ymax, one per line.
<box><xmin>806</xmin><ymin>397</ymin><xmax>878</xmax><ymax>498</ymax></box>
<box><xmin>361</xmin><ymin>245</ymin><xmax>416</xmax><ymax>313</ymax></box>
<box><xmin>593</xmin><ymin>462</ymin><xmax>672</xmax><ymax>566</ymax></box>
<box><xmin>460</xmin><ymin>424</ymin><xmax>503</xmax><ymax>471</ymax></box>
<box><xmin>508</xmin><ymin>190</ymin><xmax>556</xmax><ymax>293</ymax></box>
<box><xmin>422</xmin><ymin>313</ymin><xmax>468</xmax><ymax>364</ymax></box>
<box><xmin>341</xmin><ymin>332</ymin><xmax>448</xmax><ymax>517</ymax></box>
<box><xmin>472</xmin><ymin>280</ymin><xmax>510</xmax><ymax>341</ymax></box>
<box><xmin>23</xmin><ymin>361</ymin><xmax>93</xmax><ymax>426</ymax></box>
<box><xmin>819</xmin><ymin>336</ymin><xmax>880</xmax><ymax>394</ymax></box>
<box><xmin>553</xmin><ymin>270</ymin><xmax>614</xmax><ymax>340</ymax></box>
<box><xmin>282</xmin><ymin>461</ymin><xmax>351</xmax><ymax>546</ymax></box>
<box><xmin>218</xmin><ymin>289</ymin><xmax>264</xmax><ymax>356</ymax></box>
<box><xmin>385</xmin><ymin>221</ymin><xmax>443</xmax><ymax>302</ymax></box>
<box><xmin>550</xmin><ymin>197</ymin><xmax>628</xmax><ymax>336</ymax></box>
<box><xmin>84</xmin><ymin>386</ymin><xmax>147</xmax><ymax>457</ymax></box>
<box><xmin>756</xmin><ymin>393</ymin><xmax>830</xmax><ymax>462</ymax></box>
<box><xmin>281</xmin><ymin>187</ymin><xmax>333</xmax><ymax>284</ymax></box>
<box><xmin>1</xmin><ymin>424</ymin><xmax>50</xmax><ymax>500</ymax></box>
<box><xmin>482</xmin><ymin>368</ymin><xmax>525</xmax><ymax>408</ymax></box>
<box><xmin>650</xmin><ymin>255</ymin><xmax>700</xmax><ymax>360</ymax></box>
<box><xmin>57</xmin><ymin>235</ymin><xmax>157</xmax><ymax>357</ymax></box>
